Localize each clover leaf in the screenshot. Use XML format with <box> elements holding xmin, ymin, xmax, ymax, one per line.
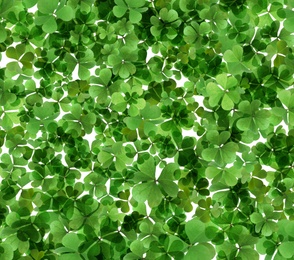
<box><xmin>5</xmin><ymin>44</ymin><xmax>35</xmax><ymax>76</ymax></box>
<box><xmin>201</xmin><ymin>130</ymin><xmax>239</xmax><ymax>165</ymax></box>
<box><xmin>111</xmin><ymin>82</ymin><xmax>146</xmax><ymax>116</ymax></box>
<box><xmin>113</xmin><ymin>0</ymin><xmax>147</xmax><ymax>24</ymax></box>
<box><xmin>205</xmin><ymin>73</ymin><xmax>243</xmax><ymax>110</ymax></box>
<box><xmin>89</xmin><ymin>68</ymin><xmax>117</xmax><ymax>104</ymax></box>
<box><xmin>236</xmin><ymin>100</ymin><xmax>271</xmax><ymax>133</ymax></box>
<box><xmin>150</xmin><ymin>8</ymin><xmax>181</xmax><ymax>40</ymax></box>
<box><xmin>132</xmin><ymin>157</ymin><xmax>178</xmax><ymax>208</ymax></box>
<box><xmin>184</xmin><ymin>21</ymin><xmax>211</xmax><ymax>47</ymax></box>
<box><xmin>107</xmin><ymin>46</ymin><xmax>138</xmax><ymax>79</ymax></box>
<box><xmin>61</xmin><ymin>103</ymin><xmax>96</xmax><ymax>137</ymax></box>
<box><xmin>35</xmin><ymin>0</ymin><xmax>59</xmax><ymax>33</ymax></box>
<box><xmin>277</xmin><ymin>89</ymin><xmax>294</xmax><ymax>127</ymax></box>
<box><xmin>223</xmin><ymin>45</ymin><xmax>249</xmax><ymax>75</ymax></box>
<box><xmin>185</xmin><ymin>243</ymin><xmax>215</xmax><ymax>260</ymax></box>
<box><xmin>250</xmin><ymin>204</ymin><xmax>280</xmax><ymax>236</ymax></box>
<box><xmin>185</xmin><ymin>217</ymin><xmax>218</xmax><ymax>244</ymax></box>
<box><xmin>65</xmin><ymin>49</ymin><xmax>96</xmax><ymax>80</ymax></box>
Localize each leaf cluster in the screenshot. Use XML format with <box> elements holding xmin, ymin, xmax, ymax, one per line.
<box><xmin>0</xmin><ymin>0</ymin><xmax>294</xmax><ymax>259</ymax></box>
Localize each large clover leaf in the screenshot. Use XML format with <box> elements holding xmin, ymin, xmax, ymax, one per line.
<box><xmin>107</xmin><ymin>46</ymin><xmax>138</xmax><ymax>79</ymax></box>
<box><xmin>223</xmin><ymin>45</ymin><xmax>249</xmax><ymax>75</ymax></box>
<box><xmin>205</xmin><ymin>73</ymin><xmax>243</xmax><ymax>110</ymax></box>
<box><xmin>111</xmin><ymin>82</ymin><xmax>146</xmax><ymax>116</ymax></box>
<box><xmin>201</xmin><ymin>130</ymin><xmax>239</xmax><ymax>165</ymax></box>
<box><xmin>150</xmin><ymin>8</ymin><xmax>181</xmax><ymax>40</ymax></box>
<box><xmin>236</xmin><ymin>100</ymin><xmax>271</xmax><ymax>133</ymax></box>
<box><xmin>250</xmin><ymin>204</ymin><xmax>280</xmax><ymax>236</ymax></box>
<box><xmin>64</xmin><ymin>49</ymin><xmax>95</xmax><ymax>80</ymax></box>
<box><xmin>132</xmin><ymin>156</ymin><xmax>178</xmax><ymax>208</ymax></box>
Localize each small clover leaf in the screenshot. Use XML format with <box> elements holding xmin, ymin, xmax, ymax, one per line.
<box><xmin>206</xmin><ymin>165</ymin><xmax>242</xmax><ymax>187</ymax></box>
<box><xmin>199</xmin><ymin>5</ymin><xmax>228</xmax><ymax>31</ymax></box>
<box><xmin>37</xmin><ymin>0</ymin><xmax>58</xmax><ymax>14</ymax></box>
<box><xmin>185</xmin><ymin>243</ymin><xmax>216</xmax><ymax>260</ymax></box>
<box><xmin>35</xmin><ymin>0</ymin><xmax>59</xmax><ymax>33</ymax></box>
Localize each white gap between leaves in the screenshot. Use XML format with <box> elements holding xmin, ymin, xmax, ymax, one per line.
<box><xmin>27</xmin><ymin>5</ymin><xmax>38</xmax><ymax>14</ymax></box>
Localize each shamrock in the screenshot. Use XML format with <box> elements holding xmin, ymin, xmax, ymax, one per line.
<box><xmin>150</xmin><ymin>8</ymin><xmax>181</xmax><ymax>39</ymax></box>
<box><xmin>113</xmin><ymin>0</ymin><xmax>147</xmax><ymax>24</ymax></box>
<box><xmin>205</xmin><ymin>73</ymin><xmax>243</xmax><ymax>111</ymax></box>
<box><xmin>236</xmin><ymin>100</ymin><xmax>271</xmax><ymax>133</ymax></box>
<box><xmin>132</xmin><ymin>156</ymin><xmax>179</xmax><ymax>208</ymax></box>
<box><xmin>201</xmin><ymin>130</ymin><xmax>239</xmax><ymax>166</ymax></box>
<box><xmin>107</xmin><ymin>46</ymin><xmax>138</xmax><ymax>79</ymax></box>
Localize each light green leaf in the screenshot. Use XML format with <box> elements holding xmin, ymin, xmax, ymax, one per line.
<box><xmin>279</xmin><ymin>241</ymin><xmax>294</xmax><ymax>259</ymax></box>
<box><xmin>56</xmin><ymin>6</ymin><xmax>74</xmax><ymax>21</ymax></box>
<box><xmin>113</xmin><ymin>5</ymin><xmax>127</xmax><ymax>18</ymax></box>
<box><xmin>250</xmin><ymin>212</ymin><xmax>264</xmax><ymax>224</ymax></box>
<box><xmin>185</xmin><ymin>218</ymin><xmax>213</xmax><ymax>243</ymax></box>
<box><xmin>0</xmin><ymin>24</ymin><xmax>7</xmax><ymax>43</ymax></box>
<box><xmin>132</xmin><ymin>182</ymin><xmax>162</xmax><ymax>207</ymax></box>
<box><xmin>0</xmin><ymin>243</ymin><xmax>14</xmax><ymax>260</ymax></box>
<box><xmin>147</xmin><ymin>184</ymin><xmax>163</xmax><ymax>207</ymax></box>
<box><xmin>78</xmin><ymin>65</ymin><xmax>91</xmax><ymax>81</ymax></box>
<box><xmin>129</xmin><ymin>9</ymin><xmax>142</xmax><ymax>23</ymax></box>
<box><xmin>141</xmin><ymin>103</ymin><xmax>161</xmax><ymax>119</ymax></box>
<box><xmin>206</xmin><ymin>82</ymin><xmax>223</xmax><ymax>107</ymax></box>
<box><xmin>221</xmin><ymin>93</ymin><xmax>234</xmax><ymax>111</ymax></box>
<box><xmin>185</xmin><ymin>243</ymin><xmax>215</xmax><ymax>260</ymax></box>
<box><xmin>62</xmin><ymin>233</ymin><xmax>82</xmax><ymax>251</ymax></box>
<box><xmin>237</xmin><ymin>117</ymin><xmax>253</xmax><ymax>132</ymax></box>
<box><xmin>137</xmin><ymin>156</ymin><xmax>155</xmax><ymax>180</ymax></box>
<box><xmin>158</xmin><ymin>163</ymin><xmax>179</xmax><ymax>197</ymax></box>
<box><xmin>202</xmin><ymin>148</ymin><xmax>218</xmax><ymax>162</ymax></box>
<box><xmin>71</xmin><ymin>103</ymin><xmax>82</xmax><ymax>119</ymax></box>
<box><xmin>124</xmin><ymin>117</ymin><xmax>142</xmax><ymax>130</ymax></box>
<box><xmin>42</xmin><ymin>16</ymin><xmax>57</xmax><ymax>34</ymax></box>
<box><xmin>221</xmin><ymin>142</ymin><xmax>238</xmax><ymax>163</ymax></box>
<box><xmin>99</xmin><ymin>68</ymin><xmax>112</xmax><ymax>86</ymax></box>
<box><xmin>130</xmin><ymin>240</ymin><xmax>146</xmax><ymax>257</ymax></box>
<box><xmin>50</xmin><ymin>221</ymin><xmax>67</xmax><ymax>243</ymax></box>
<box><xmin>37</xmin><ymin>0</ymin><xmax>58</xmax><ymax>14</ymax></box>
<box><xmin>223</xmin><ymin>45</ymin><xmax>243</xmax><ymax>62</ymax></box>
<box><xmin>33</xmin><ymin>102</ymin><xmax>56</xmax><ymax>120</ymax></box>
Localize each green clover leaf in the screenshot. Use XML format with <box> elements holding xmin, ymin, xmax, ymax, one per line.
<box><xmin>223</xmin><ymin>45</ymin><xmax>249</xmax><ymax>75</ymax></box>
<box><xmin>113</xmin><ymin>0</ymin><xmax>147</xmax><ymax>23</ymax></box>
<box><xmin>236</xmin><ymin>100</ymin><xmax>271</xmax><ymax>133</ymax></box>
<box><xmin>206</xmin><ymin>73</ymin><xmax>243</xmax><ymax>110</ymax></box>
<box><xmin>107</xmin><ymin>46</ymin><xmax>138</xmax><ymax>79</ymax></box>
<box><xmin>202</xmin><ymin>130</ymin><xmax>239</xmax><ymax>165</ymax></box>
